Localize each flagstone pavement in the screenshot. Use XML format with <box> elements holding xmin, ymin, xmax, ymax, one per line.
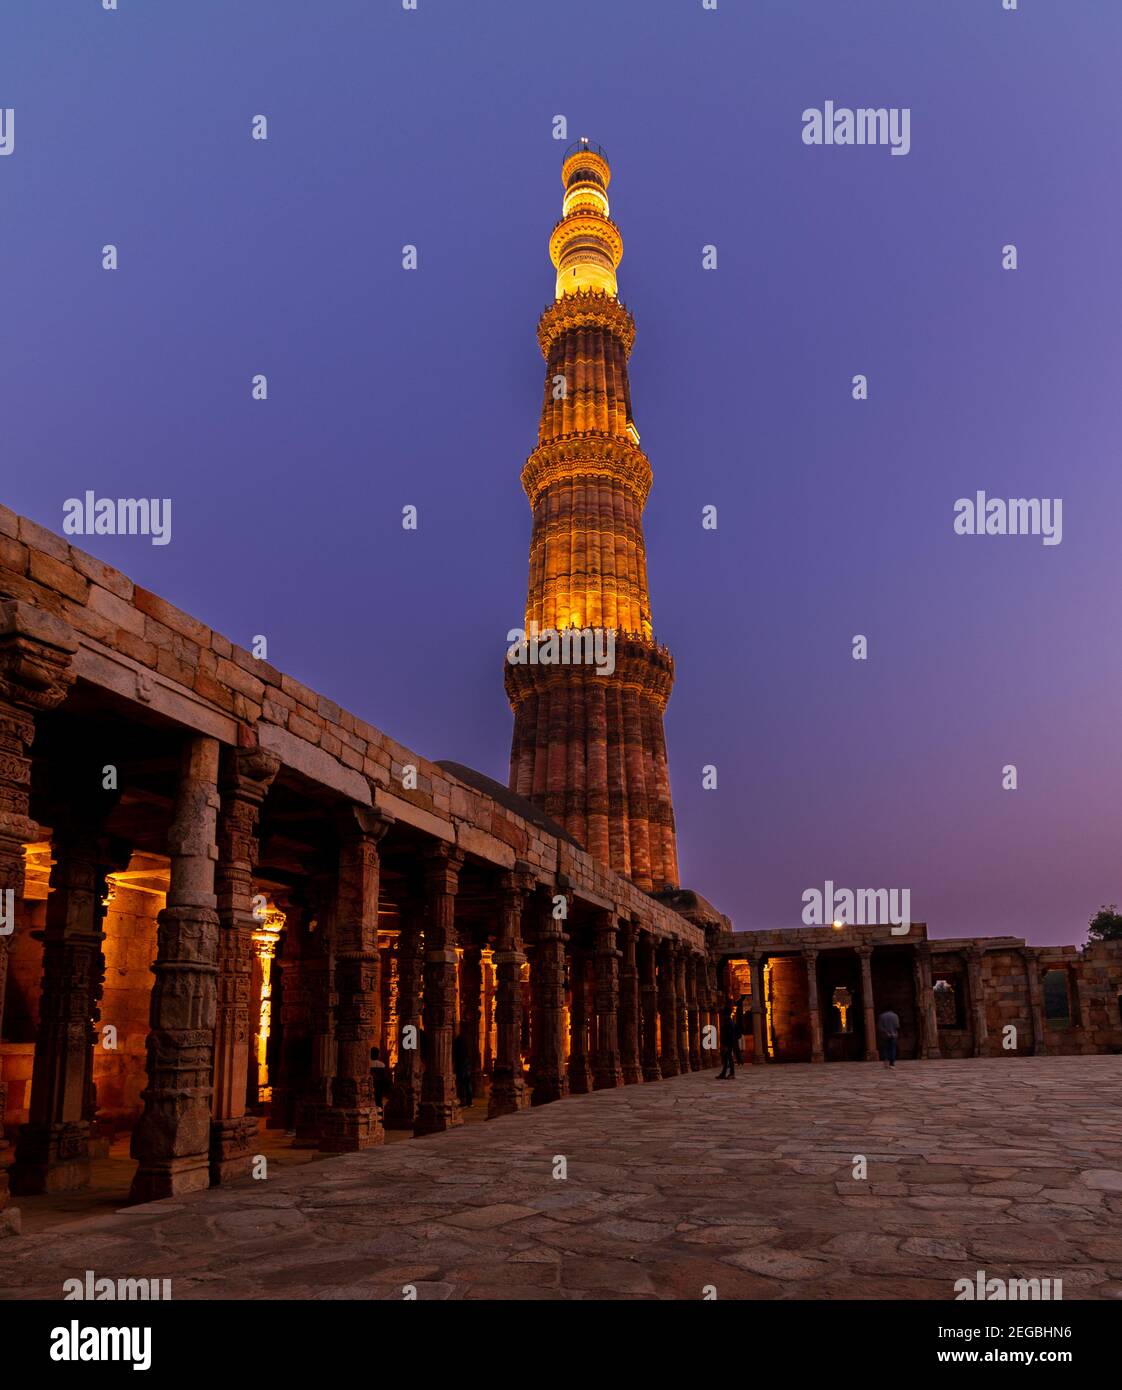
<box><xmin>1</xmin><ymin>1055</ymin><xmax>1120</xmax><ymax>1301</ymax></box>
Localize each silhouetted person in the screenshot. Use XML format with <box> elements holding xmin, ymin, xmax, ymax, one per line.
<box><xmin>717</xmin><ymin>997</ymin><xmax>745</xmax><ymax>1079</ymax></box>
<box><xmin>877</xmin><ymin>1008</ymin><xmax>900</xmax><ymax>1069</ymax></box>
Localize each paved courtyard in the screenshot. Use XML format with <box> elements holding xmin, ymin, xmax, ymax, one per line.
<box><xmin>1</xmin><ymin>1055</ymin><xmax>1120</xmax><ymax>1300</ymax></box>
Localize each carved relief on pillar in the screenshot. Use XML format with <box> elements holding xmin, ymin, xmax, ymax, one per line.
<box><xmin>803</xmin><ymin>949</ymin><xmax>825</xmax><ymax>1063</ymax></box>
<box><xmin>13</xmin><ymin>809</ymin><xmax>128</xmax><ymax>1195</ymax></box>
<box><xmin>130</xmin><ymin>735</ymin><xmax>222</xmax><ymax>1202</ymax></box>
<box><xmin>685</xmin><ymin>950</ymin><xmax>701</xmax><ymax>1071</ymax></box>
<box><xmin>965</xmin><ymin>947</ymin><xmax>989</xmax><ymax>1058</ymax></box>
<box><xmin>913</xmin><ymin>945</ymin><xmax>941</xmax><ymax>1060</ymax></box>
<box><xmin>637</xmin><ymin>928</ymin><xmax>661</xmax><ymax>1082</ymax></box>
<box><xmin>319</xmin><ymin>805</ymin><xmax>392</xmax><ymax>1152</ymax></box>
<box><xmin>591</xmin><ymin>911</ymin><xmax>624</xmax><ymax>1090</ymax></box>
<box><xmin>567</xmin><ymin>946</ymin><xmax>594</xmax><ymax>1094</ymax></box>
<box><xmin>747</xmin><ymin>953</ymin><xmax>766</xmax><ymax>1063</ymax></box>
<box><xmin>292</xmin><ymin>874</ymin><xmax>337</xmax><ymax>1145</ymax></box>
<box><xmin>385</xmin><ymin>883</ymin><xmax>424</xmax><ymax>1128</ymax></box>
<box><xmin>459</xmin><ymin>943</ymin><xmax>484</xmax><ymax>1103</ymax></box>
<box><xmin>1021</xmin><ymin>949</ymin><xmax>1047</xmax><ymax>1056</ymax></box>
<box><xmin>0</xmin><ymin>601</ymin><xmax>77</xmax><ymax>1211</ymax></box>
<box><xmin>414</xmin><ymin>844</ymin><xmax>465</xmax><ymax>1134</ymax></box>
<box><xmin>656</xmin><ymin>939</ymin><xmax>680</xmax><ymax>1077</ymax></box>
<box><xmin>488</xmin><ymin>865</ymin><xmax>533</xmax><ymax>1118</ymax></box>
<box><xmin>617</xmin><ymin>915</ymin><xmax>643</xmax><ymax>1084</ymax></box>
<box><xmin>855</xmin><ymin>945</ymin><xmax>879</xmax><ymax>1062</ymax></box>
<box><xmin>210</xmin><ymin>746</ymin><xmax>279</xmax><ymax>1184</ymax></box>
<box><xmin>527</xmin><ymin>889</ymin><xmax>570</xmax><ymax>1106</ymax></box>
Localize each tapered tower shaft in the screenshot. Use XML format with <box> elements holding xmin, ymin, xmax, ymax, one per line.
<box><xmin>506</xmin><ymin>140</ymin><xmax>678</xmax><ymax>893</ymax></box>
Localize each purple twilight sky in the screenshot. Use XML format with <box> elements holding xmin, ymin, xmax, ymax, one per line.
<box><xmin>3</xmin><ymin>0</ymin><xmax>1120</xmax><ymax>945</ymax></box>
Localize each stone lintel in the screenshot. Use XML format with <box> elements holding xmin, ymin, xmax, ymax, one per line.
<box><xmin>259</xmin><ymin>722</ymin><xmax>372</xmax><ymax>804</ymax></box>
<box><xmin>74</xmin><ymin>640</ymin><xmax>238</xmax><ymax>743</ymax></box>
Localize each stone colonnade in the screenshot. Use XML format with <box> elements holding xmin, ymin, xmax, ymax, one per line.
<box><xmin>0</xmin><ymin>603</ymin><xmax>716</xmax><ymax>1214</ymax></box>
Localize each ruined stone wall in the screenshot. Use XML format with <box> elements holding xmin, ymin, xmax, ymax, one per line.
<box><xmin>981</xmin><ymin>950</ymin><xmax>1033</xmax><ymax>1057</ymax></box>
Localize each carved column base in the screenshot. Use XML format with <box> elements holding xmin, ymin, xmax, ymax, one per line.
<box><xmin>641</xmin><ymin>1060</ymin><xmax>661</xmax><ymax>1082</ymax></box>
<box><xmin>129</xmin><ymin>1153</ymin><xmax>210</xmax><ymax>1204</ymax></box>
<box><xmin>622</xmin><ymin>1061</ymin><xmax>644</xmax><ymax>1085</ymax></box>
<box><xmin>383</xmin><ymin>1074</ymin><xmax>422</xmax><ymax>1129</ymax></box>
<box><xmin>292</xmin><ymin>1099</ymin><xmax>329</xmax><ymax>1148</ymax></box>
<box><xmin>209</xmin><ymin>1115</ymin><xmax>259</xmax><ymax>1185</ymax></box>
<box><xmin>318</xmin><ymin>1106</ymin><xmax>383</xmax><ymax>1152</ymax></box>
<box><xmin>530</xmin><ymin>1075</ymin><xmax>568</xmax><ymax>1106</ymax></box>
<box><xmin>413</xmin><ymin>1098</ymin><xmax>462</xmax><ymax>1135</ymax></box>
<box><xmin>593</xmin><ymin>1062</ymin><xmax>624</xmax><ymax>1090</ymax></box>
<box><xmin>568</xmin><ymin>1059</ymin><xmax>594</xmax><ymax>1095</ymax></box>
<box><xmin>10</xmin><ymin>1121</ymin><xmax>91</xmax><ymax>1194</ymax></box>
<box><xmin>487</xmin><ymin>1070</ymin><xmax>529</xmax><ymax>1118</ymax></box>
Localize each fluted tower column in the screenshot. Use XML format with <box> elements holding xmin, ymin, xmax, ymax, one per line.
<box><xmin>506</xmin><ymin>139</ymin><xmax>678</xmax><ymax>892</ymax></box>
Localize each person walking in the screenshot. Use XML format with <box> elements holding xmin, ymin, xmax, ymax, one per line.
<box><xmin>877</xmin><ymin>1007</ymin><xmax>900</xmax><ymax>1069</ymax></box>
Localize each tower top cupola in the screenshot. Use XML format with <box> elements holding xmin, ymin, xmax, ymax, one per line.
<box><xmin>550</xmin><ymin>139</ymin><xmax>622</xmax><ymax>300</ymax></box>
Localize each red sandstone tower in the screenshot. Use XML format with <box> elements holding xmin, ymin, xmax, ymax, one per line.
<box><xmin>506</xmin><ymin>140</ymin><xmax>679</xmax><ymax>893</ymax></box>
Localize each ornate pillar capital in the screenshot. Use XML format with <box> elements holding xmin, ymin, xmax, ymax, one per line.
<box><xmin>0</xmin><ymin>599</ymin><xmax>78</xmax><ymax>714</ymax></box>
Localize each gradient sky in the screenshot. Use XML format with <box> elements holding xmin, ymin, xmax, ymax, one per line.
<box><xmin>3</xmin><ymin>0</ymin><xmax>1119</xmax><ymax>945</ymax></box>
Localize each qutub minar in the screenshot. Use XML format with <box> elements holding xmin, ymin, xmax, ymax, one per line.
<box><xmin>0</xmin><ymin>142</ymin><xmax>1119</xmax><ymax>1236</ymax></box>
<box><xmin>506</xmin><ymin>140</ymin><xmax>678</xmax><ymax>894</ymax></box>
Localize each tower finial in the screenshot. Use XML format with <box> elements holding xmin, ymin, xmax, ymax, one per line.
<box><xmin>551</xmin><ymin>142</ymin><xmax>621</xmax><ymax>300</ymax></box>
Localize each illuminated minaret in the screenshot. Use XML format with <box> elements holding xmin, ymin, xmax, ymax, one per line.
<box><xmin>506</xmin><ymin>139</ymin><xmax>678</xmax><ymax>892</ymax></box>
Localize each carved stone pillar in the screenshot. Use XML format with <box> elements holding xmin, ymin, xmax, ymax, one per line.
<box><xmin>528</xmin><ymin>893</ymin><xmax>569</xmax><ymax>1105</ymax></box>
<box><xmin>914</xmin><ymin>946</ymin><xmax>941</xmax><ymax>1059</ymax></box>
<box><xmin>266</xmin><ymin>897</ymin><xmax>308</xmax><ymax>1130</ymax></box>
<box><xmin>591</xmin><ymin>911</ymin><xmax>623</xmax><ymax>1090</ymax></box>
<box><xmin>459</xmin><ymin>943</ymin><xmax>483</xmax><ymax>1104</ymax></box>
<box><xmin>704</xmin><ymin>954</ymin><xmax>720</xmax><ymax>1067</ymax></box>
<box><xmin>674</xmin><ymin>946</ymin><xmax>689</xmax><ymax>1074</ymax></box>
<box><xmin>385</xmin><ymin>889</ymin><xmax>423</xmax><ymax>1128</ymax></box>
<box><xmin>617</xmin><ymin>916</ymin><xmax>642</xmax><ymax>1084</ymax></box>
<box><xmin>856</xmin><ymin>945</ymin><xmax>878</xmax><ymax>1061</ymax></box>
<box><xmin>803</xmin><ymin>949</ymin><xmax>825</xmax><ymax>1062</ymax></box>
<box><xmin>966</xmin><ymin>947</ymin><xmax>988</xmax><ymax>1057</ymax></box>
<box><xmin>488</xmin><ymin>868</ymin><xmax>531</xmax><ymax>1118</ymax></box>
<box><xmin>748</xmin><ymin>953</ymin><xmax>766</xmax><ymax>1063</ymax></box>
<box><xmin>686</xmin><ymin>953</ymin><xmax>701</xmax><ymax>1071</ymax></box>
<box><xmin>1022</xmin><ymin>950</ymin><xmax>1047</xmax><ymax>1056</ymax></box>
<box><xmin>0</xmin><ymin>599</ymin><xmax>77</xmax><ymax>1212</ymax></box>
<box><xmin>130</xmin><ymin>735</ymin><xmax>222</xmax><ymax>1202</ymax></box>
<box><xmin>657</xmin><ymin>939</ymin><xmax>680</xmax><ymax>1077</ymax></box>
<box><xmin>638</xmin><ymin>930</ymin><xmax>661</xmax><ymax>1081</ymax></box>
<box><xmin>414</xmin><ymin>845</ymin><xmax>464</xmax><ymax>1135</ymax></box>
<box><xmin>293</xmin><ymin>880</ymin><xmax>336</xmax><ymax>1145</ymax></box>
<box><xmin>319</xmin><ymin>806</ymin><xmax>392</xmax><ymax>1151</ymax></box>
<box><xmin>13</xmin><ymin>812</ymin><xmax>127</xmax><ymax>1194</ymax></box>
<box><xmin>209</xmin><ymin>746</ymin><xmax>278</xmax><ymax>1183</ymax></box>
<box><xmin>567</xmin><ymin>947</ymin><xmax>593</xmax><ymax>1093</ymax></box>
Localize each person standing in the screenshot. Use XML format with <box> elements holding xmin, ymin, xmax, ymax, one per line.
<box><xmin>717</xmin><ymin>996</ymin><xmax>745</xmax><ymax>1079</ymax></box>
<box><xmin>877</xmin><ymin>1007</ymin><xmax>900</xmax><ymax>1069</ymax></box>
